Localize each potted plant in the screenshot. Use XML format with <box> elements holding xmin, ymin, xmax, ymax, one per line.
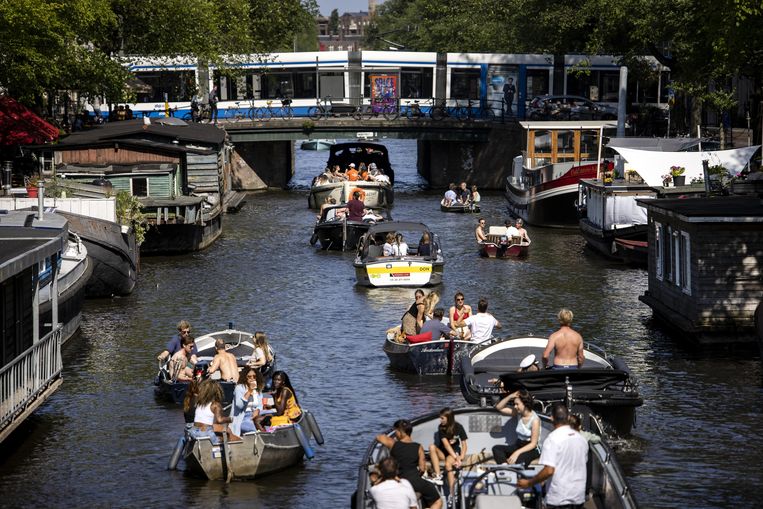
<box><xmin>661</xmin><ymin>173</ymin><xmax>672</xmax><ymax>187</ymax></box>
<box><xmin>603</xmin><ymin>170</ymin><xmax>614</xmax><ymax>186</ymax></box>
<box><xmin>670</xmin><ymin>165</ymin><xmax>686</xmax><ymax>186</ymax></box>
<box><xmin>24</xmin><ymin>175</ymin><xmax>41</xmax><ymax>197</ymax></box>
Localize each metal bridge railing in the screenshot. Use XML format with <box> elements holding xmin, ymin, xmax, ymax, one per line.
<box><xmin>0</xmin><ymin>326</ymin><xmax>63</xmax><ymax>433</ymax></box>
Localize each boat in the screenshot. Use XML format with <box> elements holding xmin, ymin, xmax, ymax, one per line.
<box><xmin>182</xmin><ymin>409</ymin><xmax>323</xmax><ymax>481</ymax></box>
<box><xmin>479</xmin><ymin>226</ymin><xmax>529</xmax><ymax>258</ymax></box>
<box><xmin>310</xmin><ymin>204</ymin><xmax>389</xmax><ymax>251</ymax></box>
<box><xmin>613</xmin><ymin>237</ymin><xmax>648</xmax><ymax>267</ymax></box>
<box><xmin>354</xmin><ymin>222</ymin><xmax>444</xmax><ymax>287</ymax></box>
<box><xmin>354</xmin><ymin>406</ymin><xmax>638</xmax><ymax>509</ymax></box>
<box><xmin>154</xmin><ymin>327</ymin><xmax>276</xmax><ymax>405</ymax></box>
<box><xmin>383</xmin><ymin>329</ymin><xmax>486</xmax><ymax>375</ymax></box>
<box><xmin>300</xmin><ymin>139</ymin><xmax>335</xmax><ymax>151</ymax></box>
<box><xmin>505</xmin><ymin>120</ymin><xmax>617</xmax><ymax>227</ymax></box>
<box><xmin>307</xmin><ymin>142</ymin><xmax>395</xmax><ymax>209</ymax></box>
<box><xmin>440</xmin><ymin>198</ymin><xmax>480</xmax><ymax>213</ymax></box>
<box><xmin>459</xmin><ymin>335</ymin><xmax>643</xmax><ymax>436</ymax></box>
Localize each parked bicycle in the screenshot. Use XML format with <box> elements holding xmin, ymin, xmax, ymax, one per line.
<box><xmin>355</xmin><ymin>100</ymin><xmax>399</xmax><ymax>121</ymax></box>
<box><xmin>308</xmin><ymin>96</ymin><xmax>333</xmax><ymax>120</ymax></box>
<box><xmin>182</xmin><ymin>103</ymin><xmax>211</xmax><ymax>123</ymax></box>
<box><xmin>261</xmin><ymin>98</ymin><xmax>294</xmax><ymax>120</ymax></box>
<box><xmin>404</xmin><ymin>99</ymin><xmax>428</xmax><ymax>120</ymax></box>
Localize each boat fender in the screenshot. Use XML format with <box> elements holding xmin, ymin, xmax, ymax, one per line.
<box><xmin>609</xmin><ymin>356</ymin><xmax>631</xmax><ymax>374</ymax></box>
<box><xmin>167</xmin><ymin>436</ymin><xmax>185</xmax><ymax>470</ymax></box>
<box><xmin>294</xmin><ymin>422</ymin><xmax>315</xmax><ymax>459</ymax></box>
<box><xmin>310</xmin><ymin>232</ymin><xmax>319</xmax><ymax>245</ymax></box>
<box><xmin>351</xmin><ymin>187</ymin><xmax>366</xmax><ymax>202</ymax></box>
<box><xmin>304</xmin><ymin>411</ymin><xmax>324</xmax><ymax>445</ymax></box>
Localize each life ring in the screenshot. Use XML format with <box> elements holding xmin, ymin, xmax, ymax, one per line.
<box><xmin>305</xmin><ymin>411</ymin><xmax>325</xmax><ymax>445</ymax></box>
<box><xmin>351</xmin><ymin>187</ymin><xmax>366</xmax><ymax>202</ymax></box>
<box><xmin>294</xmin><ymin>422</ymin><xmax>315</xmax><ymax>459</ymax></box>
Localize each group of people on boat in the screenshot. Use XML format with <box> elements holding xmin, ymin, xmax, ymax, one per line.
<box><xmin>475</xmin><ymin>217</ymin><xmax>531</xmax><ymax>245</ymax></box>
<box><xmin>315</xmin><ymin>161</ymin><xmax>388</xmax><ymax>186</ymax></box>
<box><xmin>399</xmin><ymin>291</ymin><xmax>502</xmax><ymax>343</ymax></box>
<box><xmin>319</xmin><ymin>192</ymin><xmax>384</xmax><ymax>223</ymax></box>
<box><xmin>157</xmin><ymin>322</ymin><xmax>302</xmax><ymax>442</ymax></box>
<box><xmin>442</xmin><ymin>182</ymin><xmax>480</xmax><ymax>207</ymax></box>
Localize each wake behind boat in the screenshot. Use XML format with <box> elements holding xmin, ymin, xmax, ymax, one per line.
<box><xmin>307</xmin><ymin>142</ymin><xmax>394</xmax><ymax>209</ymax></box>
<box><xmin>459</xmin><ymin>335</ymin><xmax>642</xmax><ymax>436</ymax></box>
<box><xmin>354</xmin><ymin>222</ymin><xmax>444</xmax><ymax>287</ymax></box>
<box><xmin>354</xmin><ymin>406</ymin><xmax>638</xmax><ymax>509</ymax></box>
<box><xmin>505</xmin><ymin>121</ymin><xmax>617</xmax><ymax>227</ymax></box>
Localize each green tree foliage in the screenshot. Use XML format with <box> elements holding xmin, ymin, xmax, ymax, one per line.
<box><xmin>329</xmin><ymin>8</ymin><xmax>340</xmax><ymax>35</ymax></box>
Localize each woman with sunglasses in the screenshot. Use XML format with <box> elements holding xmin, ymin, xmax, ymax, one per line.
<box><xmin>231</xmin><ymin>368</ymin><xmax>265</xmax><ymax>438</ymax></box>
<box><xmin>448</xmin><ymin>292</ymin><xmax>472</xmax><ymax>339</ymax></box>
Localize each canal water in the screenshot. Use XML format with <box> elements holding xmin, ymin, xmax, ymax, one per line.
<box><xmin>1</xmin><ymin>139</ymin><xmax>761</xmax><ymax>508</ymax></box>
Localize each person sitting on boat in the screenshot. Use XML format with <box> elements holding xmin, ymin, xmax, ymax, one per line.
<box><xmin>190</xmin><ymin>379</ymin><xmax>232</xmax><ymax>445</ymax></box>
<box><xmin>518</xmin><ymin>354</ymin><xmax>541</xmax><ymax>372</ymax></box>
<box><xmin>471</xmin><ymin>184</ymin><xmax>481</xmax><ymax>205</ymax></box>
<box><xmin>502</xmin><ymin>219</ymin><xmax>520</xmax><ymax>243</ymax></box>
<box><xmin>362</xmin><ymin>208</ymin><xmax>384</xmax><ymax>223</ymax></box>
<box><xmin>267</xmin><ymin>370</ymin><xmax>302</xmax><ymax>427</ymax></box>
<box><xmin>347</xmin><ymin>191</ymin><xmax>366</xmax><ymax>221</ymax></box>
<box><xmin>458</xmin><ymin>181</ymin><xmax>471</xmax><ymax>204</ymax></box>
<box><xmin>422</xmin><ymin>290</ymin><xmax>440</xmax><ymax>321</ymax></box>
<box><xmin>456</xmin><ymin>298</ymin><xmax>502</xmax><ymax>342</ymax></box>
<box><xmin>420</xmin><ymin>308</ymin><xmax>459</xmax><ymax>339</ymax></box>
<box><xmin>318</xmin><ymin>197</ymin><xmax>338</xmax><ymax>220</ymax></box>
<box><xmin>375</xmin><ymin>420</ymin><xmax>444</xmax><ymax>509</ymax></box>
<box><xmin>382</xmin><ymin>232</ymin><xmax>396</xmax><ymax>257</ymax></box>
<box><xmin>392</xmin><ymin>233</ymin><xmax>408</xmax><ymax>256</ymax></box>
<box><xmin>331</xmin><ymin>165</ymin><xmax>347</xmax><ymax>181</ymax></box>
<box><xmin>247</xmin><ymin>332</ymin><xmax>274</xmax><ymax>375</ymax></box>
<box><xmin>182</xmin><ymin>376</ymin><xmax>202</xmax><ymax>430</ymax></box>
<box><xmin>231</xmin><ymin>368</ymin><xmax>265</xmax><ymax>439</ymax></box>
<box><xmin>492</xmin><ymin>389</ymin><xmax>541</xmax><ymax>467</ymax></box>
<box><xmin>402</xmin><ymin>289</ymin><xmax>426</xmax><ymax>336</ymax></box>
<box><xmin>449</xmin><ymin>292</ymin><xmax>472</xmax><ymax>337</ymax></box>
<box><xmin>157</xmin><ymin>320</ymin><xmax>196</xmax><ymax>363</ymax></box>
<box><xmin>315</xmin><ymin>169</ymin><xmax>333</xmax><ymax>186</ymax></box>
<box><xmin>358</xmin><ymin>162</ymin><xmax>369</xmax><ymax>180</ymax></box>
<box><xmin>515</xmin><ymin>218</ymin><xmax>531</xmax><ymax>245</ymax></box>
<box><xmin>475</xmin><ymin>218</ymin><xmax>487</xmax><ymax>243</ymax></box>
<box><xmin>206</xmin><ymin>338</ymin><xmax>239</xmax><ymax>383</ymax></box>
<box><xmin>516</xmin><ymin>403</ymin><xmax>588</xmax><ymax>508</ymax></box>
<box><xmin>417</xmin><ymin>232</ymin><xmax>433</xmax><ymax>257</ymax></box>
<box><xmin>346</xmin><ymin>163</ymin><xmax>360</xmax><ymax>181</ymax></box>
<box><xmin>427</xmin><ymin>407</ymin><xmax>468</xmax><ymax>500</ymax></box>
<box><xmin>169</xmin><ymin>334</ymin><xmax>196</xmax><ymax>382</ymax></box>
<box><xmin>543</xmin><ymin>308</ymin><xmax>585</xmax><ymax>369</ymax></box>
<box><xmin>443</xmin><ymin>183</ymin><xmax>458</xmax><ymax>206</ymax></box>
<box><xmin>369</xmin><ymin>457</ymin><xmax>419</xmax><ymax>509</ymax></box>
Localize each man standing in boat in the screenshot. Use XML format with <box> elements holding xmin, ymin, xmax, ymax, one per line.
<box><xmin>543</xmin><ymin>308</ymin><xmax>585</xmax><ymax>369</ymax></box>
<box><xmin>207</xmin><ymin>338</ymin><xmax>239</xmax><ymax>382</ymax></box>
<box><xmin>516</xmin><ymin>403</ymin><xmax>588</xmax><ymax>508</ymax></box>
<box><xmin>346</xmin><ymin>191</ymin><xmax>365</xmax><ymax>222</ymax></box>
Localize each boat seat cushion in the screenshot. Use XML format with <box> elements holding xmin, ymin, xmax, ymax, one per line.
<box><xmin>406</xmin><ymin>331</ymin><xmax>433</xmax><ymax>344</ymax></box>
<box><xmin>368</xmin><ymin>245</ymin><xmax>383</xmax><ymax>258</ymax></box>
<box><xmin>474</xmin><ymin>495</ymin><xmax>523</xmax><ymax>509</ymax></box>
<box><xmin>488</xmin><ymin>226</ymin><xmax>507</xmax><ymax>235</ymax></box>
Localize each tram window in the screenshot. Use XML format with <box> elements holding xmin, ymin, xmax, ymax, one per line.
<box><xmin>262</xmin><ymin>73</ymin><xmax>294</xmax><ymax>99</ymax></box>
<box><xmin>134</xmin><ymin>71</ymin><xmax>196</xmax><ymax>103</ymax></box>
<box><xmin>526</xmin><ymin>70</ymin><xmax>550</xmax><ymax>98</ymax></box>
<box><xmin>601</xmin><ymin>73</ymin><xmax>619</xmax><ymax>102</ymax></box>
<box><xmin>400</xmin><ymin>68</ymin><xmax>433</xmax><ymax>98</ymax></box>
<box><xmin>450</xmin><ymin>69</ymin><xmax>480</xmax><ymax>99</ymax></box>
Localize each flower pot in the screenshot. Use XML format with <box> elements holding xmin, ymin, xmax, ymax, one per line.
<box><xmin>26</xmin><ymin>185</ymin><xmax>38</xmax><ymax>198</ymax></box>
<box><xmin>673</xmin><ymin>175</ymin><xmax>686</xmax><ymax>186</ymax></box>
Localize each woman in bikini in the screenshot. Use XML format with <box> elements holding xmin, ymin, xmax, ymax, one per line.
<box><xmin>449</xmin><ymin>292</ymin><xmax>472</xmax><ymax>340</ymax></box>
<box><xmin>401</xmin><ymin>289</ymin><xmax>426</xmax><ymax>336</ymax></box>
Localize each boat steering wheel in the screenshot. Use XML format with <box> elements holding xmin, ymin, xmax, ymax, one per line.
<box><xmin>466</xmin><ymin>465</ymin><xmax>536</xmax><ymax>509</ymax></box>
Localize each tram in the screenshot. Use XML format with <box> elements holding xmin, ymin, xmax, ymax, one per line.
<box><xmin>98</xmin><ymin>51</ymin><xmax>670</xmax><ymax>120</ymax></box>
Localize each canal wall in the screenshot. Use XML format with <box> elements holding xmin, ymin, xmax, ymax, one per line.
<box><xmin>230</xmin><ymin>141</ymin><xmax>294</xmax><ymax>190</ymax></box>
<box><xmin>418</xmin><ymin>123</ymin><xmax>524</xmax><ymax>190</ymax></box>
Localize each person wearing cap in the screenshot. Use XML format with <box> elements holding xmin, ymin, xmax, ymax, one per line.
<box><xmin>519</xmin><ymin>353</ymin><xmax>541</xmax><ymax>372</ymax></box>
<box><xmin>493</xmin><ymin>389</ymin><xmax>541</xmax><ymax>467</ymax></box>
<box><xmin>543</xmin><ymin>308</ymin><xmax>585</xmax><ymax>369</ymax></box>
<box><xmin>346</xmin><ymin>163</ymin><xmax>360</xmax><ymax>181</ymax></box>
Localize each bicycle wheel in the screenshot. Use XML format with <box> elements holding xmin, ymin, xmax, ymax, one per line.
<box><xmin>352</xmin><ymin>106</ymin><xmax>363</xmax><ymax>121</ymax></box>
<box><xmin>383</xmin><ymin>106</ymin><xmax>399</xmax><ymax>121</ymax></box>
<box><xmin>362</xmin><ymin>106</ymin><xmax>376</xmax><ymax>121</ymax></box>
<box><xmin>480</xmin><ymin>108</ymin><xmax>496</xmax><ymax>121</ymax></box>
<box><xmin>247</xmin><ymin>108</ymin><xmax>257</xmax><ymax>121</ymax></box>
<box><xmin>282</xmin><ymin>106</ymin><xmax>294</xmax><ymax>120</ymax></box>
<box><xmin>259</xmin><ymin>107</ymin><xmax>273</xmax><ymax>121</ymax></box>
<box><xmin>430</xmin><ymin>107</ymin><xmax>446</xmax><ymax>121</ymax></box>
<box><xmin>308</xmin><ymin>106</ymin><xmax>322</xmax><ymax>120</ymax></box>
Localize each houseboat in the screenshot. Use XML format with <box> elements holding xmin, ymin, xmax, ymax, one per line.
<box><xmin>637</xmin><ymin>195</ymin><xmax>763</xmax><ymax>345</ymax></box>
<box><xmin>505</xmin><ymin>120</ymin><xmax>617</xmax><ymax>227</ymax></box>
<box><xmin>47</xmin><ymin>117</ymin><xmax>228</xmax><ymax>255</ymax></box>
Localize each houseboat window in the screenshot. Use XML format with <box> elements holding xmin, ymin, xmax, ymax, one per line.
<box><xmin>672</xmin><ymin>230</ymin><xmax>681</xmax><ymax>287</ymax></box>
<box><xmin>556</xmin><ymin>130</ymin><xmax>576</xmax><ymax>161</ymax></box>
<box><xmin>579</xmin><ymin>131</ymin><xmax>598</xmax><ymax>158</ymax></box>
<box><xmin>531</xmin><ymin>130</ymin><xmax>552</xmax><ymax>166</ymax></box>
<box><xmin>655</xmin><ymin>222</ymin><xmax>663</xmax><ymax>280</ymax></box>
<box><xmin>663</xmin><ymin>226</ymin><xmax>673</xmax><ymax>283</ymax></box>
<box><xmin>132</xmin><ymin>178</ymin><xmax>148</xmax><ymax>197</ymax></box>
<box><xmin>450</xmin><ymin>69</ymin><xmax>481</xmax><ymax>99</ymax></box>
<box><xmin>134</xmin><ymin>70</ymin><xmax>196</xmax><ymax>103</ymax></box>
<box><xmin>680</xmin><ymin>231</ymin><xmax>691</xmax><ymax>294</ymax></box>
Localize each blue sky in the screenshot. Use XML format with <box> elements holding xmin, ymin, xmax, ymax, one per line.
<box><xmin>317</xmin><ymin>0</ymin><xmax>375</xmax><ymax>16</ymax></box>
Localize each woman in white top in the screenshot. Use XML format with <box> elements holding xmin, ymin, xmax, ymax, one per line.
<box><xmin>492</xmin><ymin>389</ymin><xmax>541</xmax><ymax>466</ymax></box>
<box><xmin>382</xmin><ymin>232</ymin><xmax>396</xmax><ymax>257</ymax></box>
<box><xmin>392</xmin><ymin>233</ymin><xmax>408</xmax><ymax>256</ymax></box>
<box><xmin>191</xmin><ymin>379</ymin><xmax>232</xmax><ymax>444</ymax></box>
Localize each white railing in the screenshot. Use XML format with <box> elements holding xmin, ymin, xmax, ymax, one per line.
<box><xmin>0</xmin><ymin>327</ymin><xmax>63</xmax><ymax>432</ymax></box>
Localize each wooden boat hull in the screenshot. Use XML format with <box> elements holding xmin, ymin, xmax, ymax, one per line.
<box><xmin>479</xmin><ymin>242</ymin><xmax>529</xmax><ymax>258</ymax></box>
<box><xmin>440</xmin><ymin>203</ymin><xmax>480</xmax><ymax>213</ymax></box>
<box><xmin>355</xmin><ymin>259</ymin><xmax>444</xmax><ymax>287</ymax></box>
<box><xmin>57</xmin><ymin>210</ymin><xmax>138</xmax><ymax>297</ymax></box>
<box><xmin>614</xmin><ymin>238</ymin><xmax>648</xmax><ymax>267</ymax></box>
<box><xmin>184</xmin><ymin>412</ymin><xmax>320</xmax><ymax>480</ymax></box>
<box><xmin>383</xmin><ymin>337</ymin><xmax>476</xmax><ymax>375</ymax></box>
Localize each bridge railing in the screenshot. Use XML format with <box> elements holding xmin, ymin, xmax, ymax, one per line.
<box><xmin>0</xmin><ymin>326</ymin><xmax>63</xmax><ymax>434</ymax></box>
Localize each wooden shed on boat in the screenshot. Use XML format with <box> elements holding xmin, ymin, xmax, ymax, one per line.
<box><xmin>637</xmin><ymin>195</ymin><xmax>763</xmax><ymax>345</ymax></box>
<box><xmin>46</xmin><ymin>118</ymin><xmax>230</xmax><ymax>254</ymax></box>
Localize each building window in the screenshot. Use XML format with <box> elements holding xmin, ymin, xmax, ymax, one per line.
<box><xmin>655</xmin><ymin>222</ymin><xmax>663</xmax><ymax>280</ymax></box>
<box><xmin>680</xmin><ymin>232</ymin><xmax>691</xmax><ymax>294</ymax></box>
<box><xmin>132</xmin><ymin>177</ymin><xmax>148</xmax><ymax>197</ymax></box>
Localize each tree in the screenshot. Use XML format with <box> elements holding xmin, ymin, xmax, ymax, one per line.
<box><xmin>329</xmin><ymin>8</ymin><xmax>340</xmax><ymax>35</ymax></box>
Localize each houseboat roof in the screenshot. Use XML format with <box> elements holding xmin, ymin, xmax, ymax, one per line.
<box><xmin>51</xmin><ymin>118</ymin><xmax>226</xmax><ymax>149</ymax></box>
<box><xmin>636</xmin><ymin>196</ymin><xmax>763</xmax><ymax>223</ymax></box>
<box><xmin>0</xmin><ymin>210</ymin><xmax>67</xmax><ymax>282</ymax></box>
<box><xmin>519</xmin><ymin>120</ymin><xmax>618</xmax><ymax>131</ymax></box>
<box><xmin>607</xmin><ymin>137</ymin><xmax>701</xmax><ymax>152</ymax></box>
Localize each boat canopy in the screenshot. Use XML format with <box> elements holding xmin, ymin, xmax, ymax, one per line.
<box><xmin>607</xmin><ymin>137</ymin><xmax>702</xmax><ymax>152</ymax></box>
<box><xmin>519</xmin><ymin>120</ymin><xmax>618</xmax><ymax>131</ymax></box>
<box><xmin>326</xmin><ymin>142</ymin><xmax>392</xmax><ymax>173</ymax></box>
<box><xmin>611</xmin><ymin>145</ymin><xmax>761</xmax><ymax>186</ymax></box>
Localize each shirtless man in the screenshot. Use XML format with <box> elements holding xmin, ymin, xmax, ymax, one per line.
<box><xmin>169</xmin><ymin>335</ymin><xmax>196</xmax><ymax>381</ymax></box>
<box><xmin>207</xmin><ymin>338</ymin><xmax>239</xmax><ymax>382</ymax></box>
<box><xmin>515</xmin><ymin>218</ymin><xmax>531</xmax><ymax>244</ymax></box>
<box><xmin>543</xmin><ymin>308</ymin><xmax>585</xmax><ymax>369</ymax></box>
<box><xmin>475</xmin><ymin>218</ymin><xmax>487</xmax><ymax>243</ymax></box>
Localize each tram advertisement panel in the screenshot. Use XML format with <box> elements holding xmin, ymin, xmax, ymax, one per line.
<box><xmin>370</xmin><ymin>74</ymin><xmax>398</xmax><ymax>113</ymax></box>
